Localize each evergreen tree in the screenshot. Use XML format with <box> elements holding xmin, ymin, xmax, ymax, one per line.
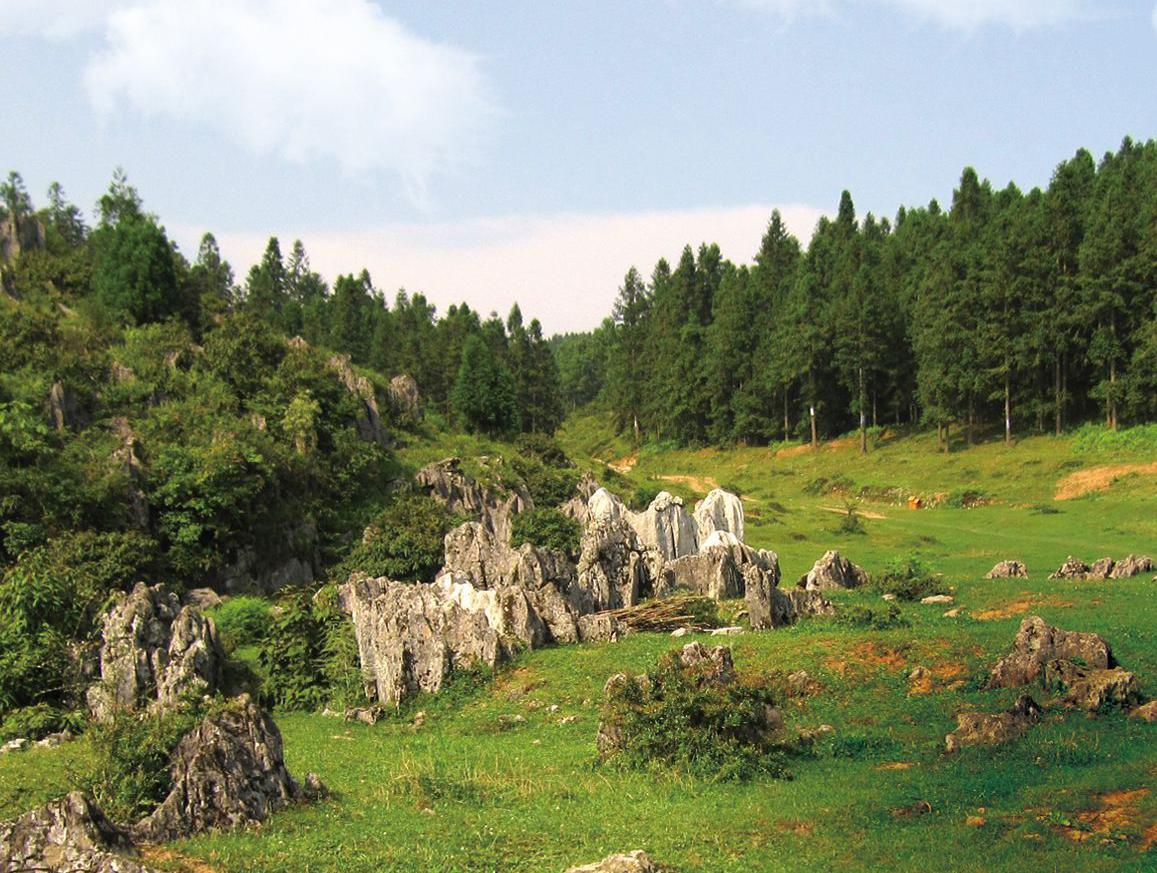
<box><xmin>451</xmin><ymin>334</ymin><xmax>520</xmax><ymax>436</ymax></box>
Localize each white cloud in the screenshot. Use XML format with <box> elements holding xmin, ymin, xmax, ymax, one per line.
<box><xmin>174</xmin><ymin>204</ymin><xmax>829</xmax><ymax>335</ymax></box>
<box><xmin>1152</xmin><ymin>1</ymin><xmax>1157</xmax><ymax>33</ymax></box>
<box><xmin>0</xmin><ymin>0</ymin><xmax>126</xmax><ymax>39</ymax></box>
<box><xmin>732</xmin><ymin>0</ymin><xmax>1092</xmax><ymax>30</ymax></box>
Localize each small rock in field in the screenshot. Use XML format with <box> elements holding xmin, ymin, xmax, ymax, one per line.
<box><xmin>891</xmin><ymin>799</ymin><xmax>933</xmax><ymax>818</ymax></box>
<box><xmin>710</xmin><ymin>626</ymin><xmax>744</xmax><ymax>636</ymax></box>
<box><xmin>1129</xmin><ymin>701</ymin><xmax>1157</xmax><ymax>723</ymax></box>
<box><xmin>1</xmin><ymin>739</ymin><xmax>28</xmax><ymax>754</ymax></box>
<box><xmin>413</xmin><ymin>710</ymin><xmax>426</xmax><ymax>728</ymax></box>
<box><xmin>943</xmin><ymin>608</ymin><xmax>965</xmax><ymax>618</ymax></box>
<box><xmin>549</xmin><ymin>704</ymin><xmax>560</xmax><ymax>714</ymax></box>
<box><xmin>559</xmin><ymin>715</ymin><xmax>579</xmax><ymax>725</ymax></box>
<box><xmin>881</xmin><ymin>593</ymin><xmax>897</xmax><ymax>602</ymax></box>
<box><xmin>565</xmin><ymin>850</ymin><xmax>657</xmax><ymax>873</ymax></box>
<box><xmin>670</xmin><ymin>627</ymin><xmax>689</xmax><ymax>638</ymax></box>
<box><xmin>922</xmin><ymin>594</ymin><xmax>954</xmax><ymax>605</ymax></box>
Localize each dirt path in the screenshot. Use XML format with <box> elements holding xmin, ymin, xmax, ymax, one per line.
<box><xmin>608</xmin><ymin>454</ymin><xmax>637</xmax><ymax>474</ymax></box>
<box><xmin>657</xmin><ymin>474</ymin><xmax>720</xmax><ymax>494</ymax></box>
<box><xmin>1055</xmin><ymin>462</ymin><xmax>1157</xmax><ymax>500</ymax></box>
<box><xmin>818</xmin><ymin>505</ymin><xmax>888</xmax><ymax>520</ymax></box>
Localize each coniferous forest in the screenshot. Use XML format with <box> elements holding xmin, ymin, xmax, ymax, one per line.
<box><xmin>554</xmin><ymin>139</ymin><xmax>1157</xmax><ymax>450</ymax></box>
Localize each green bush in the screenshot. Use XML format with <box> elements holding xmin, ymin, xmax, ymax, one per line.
<box><xmin>836</xmin><ymin>604</ymin><xmax>908</xmax><ymax>630</ymax></box>
<box><xmin>874</xmin><ymin>555</ymin><xmax>946</xmax><ymax>602</ymax></box>
<box><xmin>510</xmin><ymin>509</ymin><xmax>581</xmax><ymax>559</ymax></box>
<box><xmin>209</xmin><ymin>596</ymin><xmax>272</xmax><ymax>650</ymax></box>
<box><xmin>833</xmin><ymin>503</ymin><xmax>866</xmax><ymax>536</ymax></box>
<box><xmin>258</xmin><ymin>585</ymin><xmax>362</xmax><ymax>711</ymax></box>
<box><xmin>340</xmin><ymin>492</ymin><xmax>449</xmax><ymax>583</ymax></box>
<box><xmin>0</xmin><ymin>703</ymin><xmax>84</xmax><ymax>742</ymax></box>
<box><xmin>510</xmin><ymin>437</ymin><xmax>580</xmax><ymax>507</ymax></box>
<box><xmin>628</xmin><ymin>484</ymin><xmax>661</xmax><ymax>512</ymax></box>
<box><xmin>598</xmin><ymin>648</ymin><xmax>796</xmax><ymax>782</ymax></box>
<box><xmin>514</xmin><ymin>433</ymin><xmax>570</xmax><ymax>468</ymax></box>
<box><xmin>1071</xmin><ymin>422</ymin><xmax>1157</xmax><ymax>454</ymax></box>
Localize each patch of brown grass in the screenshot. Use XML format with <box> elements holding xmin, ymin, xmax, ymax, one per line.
<box><xmin>139</xmin><ymin>847</ymin><xmax>221</xmax><ymax>873</ymax></box>
<box><xmin>1057</xmin><ymin>788</ymin><xmax>1152</xmax><ymax>845</ymax></box>
<box><xmin>656</xmin><ymin>474</ymin><xmax>720</xmax><ymax>494</ymax></box>
<box><xmin>975</xmin><ymin>594</ymin><xmax>1076</xmax><ymax>621</ymax></box>
<box><xmin>1055</xmin><ymin>462</ymin><xmax>1157</xmax><ymax>500</ymax></box>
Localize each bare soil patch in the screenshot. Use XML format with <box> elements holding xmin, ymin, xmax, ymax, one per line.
<box><xmin>608</xmin><ymin>454</ymin><xmax>638</xmax><ymax>474</ymax></box>
<box><xmin>1055</xmin><ymin>462</ymin><xmax>1157</xmax><ymax>500</ymax></box>
<box><xmin>818</xmin><ymin>505</ymin><xmax>888</xmax><ymax>520</ymax></box>
<box><xmin>657</xmin><ymin>474</ymin><xmax>720</xmax><ymax>494</ymax></box>
<box><xmin>975</xmin><ymin>594</ymin><xmax>1076</xmax><ymax>621</ymax></box>
<box><xmin>1057</xmin><ymin>788</ymin><xmax>1151</xmax><ymax>845</ymax></box>
<box><xmin>827</xmin><ymin>642</ymin><xmax>908</xmax><ymax>676</ymax></box>
<box><xmin>140</xmin><ymin>847</ymin><xmax>222</xmax><ymax>873</ymax></box>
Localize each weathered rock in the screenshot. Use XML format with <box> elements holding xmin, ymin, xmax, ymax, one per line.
<box><xmin>944</xmin><ymin>694</ymin><xmax>1042</xmax><ymax>753</ymax></box>
<box><xmin>576</xmin><ymin>514</ymin><xmax>649</xmax><ymax>611</ymax></box>
<box><xmin>416</xmin><ymin>457</ymin><xmax>530</xmax><ymax>544</ymax></box>
<box><xmin>1049</xmin><ymin>555</ymin><xmax>1091</xmax><ymax>580</ymax></box>
<box><xmin>340</xmin><ymin>575</ymin><xmax>503</xmax><ymax>706</ymax></box>
<box><xmin>387</xmin><ymin>373</ymin><xmax>422</xmax><ymax>421</ymax></box>
<box><xmin>564</xmin><ymin>850</ymin><xmax>658</xmax><ymax>873</ymax></box>
<box><xmin>328</xmin><ymin>353</ymin><xmax>389</xmax><ymax>447</ymax></box>
<box><xmin>1109</xmin><ymin>554</ymin><xmax>1154</xmax><ymax>578</ymax></box>
<box><xmin>443</xmin><ymin>522</ymin><xmax>514</xmax><ymax>589</ymax></box>
<box><xmin>1</xmin><ymin>739</ymin><xmax>28</xmax><ymax>755</ymax></box>
<box><xmin>577</xmin><ymin>613</ymin><xmax>625</xmax><ymax>643</ymax></box>
<box><xmin>660</xmin><ymin>530</ymin><xmax>780</xmax><ymax>629</ymax></box>
<box><xmin>111</xmin><ymin>417</ymin><xmax>149</xmax><ymax>529</ymax></box>
<box><xmin>216</xmin><ymin>521</ymin><xmax>318</xmax><ymax>593</ymax></box>
<box><xmin>559</xmin><ymin>473</ymin><xmax>601</xmax><ymax>523</ymax></box>
<box><xmin>921</xmin><ymin>594</ymin><xmax>955</xmax><ymax>605</ymax></box>
<box><xmin>693</xmin><ymin>488</ymin><xmax>745</xmax><ymax>543</ymax></box>
<box><xmin>987</xmin><ymin>616</ymin><xmax>1113</xmax><ymax>689</ymax></box>
<box><xmin>182</xmin><ymin>588</ymin><xmax>222</xmax><ymax>611</ymax></box>
<box><xmin>87</xmin><ymin>584</ymin><xmax>224</xmax><ymax>722</ymax></box>
<box><xmin>48</xmin><ymin>381</ymin><xmax>81</xmax><ymax>432</ymax></box>
<box><xmin>1087</xmin><ymin>557</ymin><xmax>1115</xmax><ymax>579</ymax></box>
<box><xmin>678</xmin><ymin>641</ymin><xmax>735</xmax><ymax>685</ymax></box>
<box><xmin>133</xmin><ymin>695</ymin><xmax>309</xmax><ymax>842</ymax></box>
<box><xmin>772</xmin><ymin>588</ymin><xmax>835</xmax><ymax>626</ymax></box>
<box><xmin>0</xmin><ymin>213</ymin><xmax>47</xmax><ymax>263</ymax></box>
<box><xmin>628</xmin><ymin>491</ymin><xmax>698</xmax><ymax>577</ymax></box>
<box><xmin>0</xmin><ymin>792</ymin><xmax>156</xmax><ymax>873</ymax></box>
<box><xmin>1043</xmin><ymin>660</ymin><xmax>1141</xmax><ymax>712</ymax></box>
<box><xmin>797</xmin><ymin>550</ymin><xmax>869</xmax><ymax>591</ymax></box>
<box><xmin>1130</xmin><ymin>700</ymin><xmax>1157</xmax><ymax>723</ymax></box>
<box><xmin>985</xmin><ymin>560</ymin><xmax>1028</xmax><ymax>579</ymax></box>
<box><xmin>586</xmin><ymin>487</ymin><xmax>626</xmax><ymax>524</ymax></box>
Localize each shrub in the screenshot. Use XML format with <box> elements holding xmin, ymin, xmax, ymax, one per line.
<box><xmin>209</xmin><ymin>596</ymin><xmax>272</xmax><ymax>650</ymax></box>
<box><xmin>514</xmin><ymin>433</ymin><xmax>570</xmax><ymax>468</ymax></box>
<box><xmin>511</xmin><ymin>509</ymin><xmax>581</xmax><ymax>559</ymax></box>
<box><xmin>510</xmin><ymin>437</ymin><xmax>580</xmax><ymax>507</ymax></box>
<box><xmin>833</xmin><ymin>503</ymin><xmax>866</xmax><ymax>536</ymax></box>
<box><xmin>628</xmin><ymin>484</ymin><xmax>661</xmax><ymax>512</ymax></box>
<box><xmin>0</xmin><ymin>703</ymin><xmax>84</xmax><ymax>742</ymax></box>
<box><xmin>341</xmin><ymin>491</ymin><xmax>449</xmax><ymax>583</ymax></box>
<box><xmin>598</xmin><ymin>647</ymin><xmax>796</xmax><ymax>782</ymax></box>
<box><xmin>836</xmin><ymin>604</ymin><xmax>909</xmax><ymax>631</ymax></box>
<box><xmin>874</xmin><ymin>555</ymin><xmax>946</xmax><ymax>602</ymax></box>
<box><xmin>258</xmin><ymin>585</ymin><xmax>362</xmax><ymax>711</ymax></box>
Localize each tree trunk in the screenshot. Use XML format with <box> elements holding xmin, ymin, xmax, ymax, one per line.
<box><xmin>966</xmin><ymin>400</ymin><xmax>974</xmax><ymax>446</ymax></box>
<box><xmin>858</xmin><ymin>366</ymin><xmax>867</xmax><ymax>455</ymax></box>
<box><xmin>873</xmin><ymin>391</ymin><xmax>878</xmax><ymax>429</ymax></box>
<box><xmin>810</xmin><ymin>403</ymin><xmax>818</xmax><ymax>450</ymax></box>
<box><xmin>1109</xmin><ymin>359</ymin><xmax>1118</xmax><ymax>431</ymax></box>
<box><xmin>1004</xmin><ymin>371</ymin><xmax>1012</xmax><ymax>446</ymax></box>
<box><xmin>783</xmin><ymin>388</ymin><xmax>790</xmax><ymax>444</ymax></box>
<box><xmin>943</xmin><ymin>421</ymin><xmax>950</xmax><ymax>454</ymax></box>
<box><xmin>1054</xmin><ymin>357</ymin><xmax>1062</xmax><ymax>436</ymax></box>
<box><xmin>633</xmin><ymin>413</ymin><xmax>641</xmax><ymax>447</ymax></box>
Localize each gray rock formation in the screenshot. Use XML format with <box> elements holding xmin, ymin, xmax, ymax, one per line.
<box><xmin>216</xmin><ymin>521</ymin><xmax>318</xmax><ymax>594</ymax></box>
<box><xmin>985</xmin><ymin>560</ymin><xmax>1028</xmax><ymax>579</ymax></box>
<box><xmin>1049</xmin><ymin>555</ymin><xmax>1091</xmax><ymax>579</ymax></box>
<box><xmin>0</xmin><ymin>792</ymin><xmax>156</xmax><ymax>873</ymax></box>
<box><xmin>1043</xmin><ymin>660</ymin><xmax>1141</xmax><ymax>712</ymax></box>
<box><xmin>576</xmin><ymin>513</ymin><xmax>650</xmax><ymax>611</ymax></box>
<box><xmin>987</xmin><ymin>616</ymin><xmax>1113</xmax><ymax>689</ymax></box>
<box><xmin>0</xmin><ymin>214</ymin><xmax>46</xmax><ymax>263</ymax></box>
<box><xmin>797</xmin><ymin>550</ymin><xmax>869</xmax><ymax>591</ymax></box>
<box><xmin>416</xmin><ymin>457</ymin><xmax>531</xmax><ymax>544</ymax></box>
<box><xmin>328</xmin><ymin>353</ymin><xmax>390</xmax><ymax>447</ymax></box>
<box><xmin>628</xmin><ymin>491</ymin><xmax>698</xmax><ymax>577</ymax></box>
<box><xmin>586</xmin><ymin>487</ymin><xmax>626</xmax><ymax>524</ymax></box>
<box><xmin>1087</xmin><ymin>556</ymin><xmax>1115</xmax><ymax>579</ymax></box>
<box><xmin>48</xmin><ymin>380</ymin><xmax>82</xmax><ymax>432</ymax></box>
<box><xmin>945</xmin><ymin>694</ymin><xmax>1042</xmax><ymax>753</ymax></box>
<box><xmin>133</xmin><ymin>695</ymin><xmax>314</xmax><ymax>842</ymax></box>
<box><xmin>1110</xmin><ymin>554</ymin><xmax>1154</xmax><ymax>578</ymax></box>
<box><xmin>87</xmin><ymin>584</ymin><xmax>224</xmax><ymax>721</ymax></box>
<box><xmin>559</xmin><ymin>473</ymin><xmax>601</xmax><ymax>523</ymax></box>
<box><xmin>387</xmin><ymin>373</ymin><xmax>422</xmax><ymax>421</ymax></box>
<box><xmin>772</xmin><ymin>588</ymin><xmax>835</xmax><ymax>626</ymax></box>
<box><xmin>693</xmin><ymin>488</ymin><xmax>745</xmax><ymax>543</ymax></box>
<box><xmin>564</xmin><ymin>850</ymin><xmax>658</xmax><ymax>873</ymax></box>
<box><xmin>659</xmin><ymin>531</ymin><xmax>780</xmax><ymax>629</ymax></box>
<box><xmin>111</xmin><ymin>417</ymin><xmax>149</xmax><ymax>530</ymax></box>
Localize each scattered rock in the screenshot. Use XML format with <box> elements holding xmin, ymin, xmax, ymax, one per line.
<box><xmin>797</xmin><ymin>550</ymin><xmax>869</xmax><ymax>591</ymax></box>
<box><xmin>943</xmin><ymin>608</ymin><xmax>965</xmax><ymax>618</ymax></box>
<box><xmin>87</xmin><ymin>583</ymin><xmax>224</xmax><ymax>721</ymax></box>
<box><xmin>0</xmin><ymin>792</ymin><xmax>156</xmax><ymax>873</ymax></box>
<box><xmin>1087</xmin><ymin>557</ymin><xmax>1115</xmax><ymax>579</ymax></box>
<box><xmin>986</xmin><ymin>560</ymin><xmax>1028</xmax><ymax>579</ymax></box>
<box><xmin>564</xmin><ymin>850</ymin><xmax>657</xmax><ymax>873</ymax></box>
<box><xmin>1129</xmin><ymin>701</ymin><xmax>1157</xmax><ymax>723</ymax></box>
<box><xmin>921</xmin><ymin>594</ymin><xmax>954</xmax><ymax>605</ymax></box>
<box><xmin>677</xmin><ymin>642</ymin><xmax>735</xmax><ymax>686</ymax></box>
<box><xmin>987</xmin><ymin>616</ymin><xmax>1113</xmax><ymax>689</ymax></box>
<box><xmin>710</xmin><ymin>626</ymin><xmax>744</xmax><ymax>636</ymax></box>
<box><xmin>1</xmin><ymin>739</ymin><xmax>28</xmax><ymax>755</ymax></box>
<box><xmin>1044</xmin><ymin>660</ymin><xmax>1141</xmax><ymax>712</ymax></box>
<box><xmin>670</xmin><ymin>627</ymin><xmax>690</xmax><ymax>638</ymax></box>
<box><xmin>772</xmin><ymin>588</ymin><xmax>835</xmax><ymax>626</ymax></box>
<box><xmin>559</xmin><ymin>715</ymin><xmax>579</xmax><ymax>725</ymax></box>
<box><xmin>881</xmin><ymin>593</ymin><xmax>897</xmax><ymax>602</ymax></box>
<box><xmin>328</xmin><ymin>353</ymin><xmax>390</xmax><ymax>447</ymax></box>
<box><xmin>34</xmin><ymin>731</ymin><xmax>72</xmax><ymax>749</ymax></box>
<box><xmin>558</xmin><ymin>473</ymin><xmax>601</xmax><ymax>523</ymax></box>
<box><xmin>945</xmin><ymin>694</ymin><xmax>1042</xmax><ymax>752</ymax></box>
<box><xmin>386</xmin><ymin>373</ymin><xmax>422</xmax><ymax>421</ymax></box>
<box><xmin>1049</xmin><ymin>556</ymin><xmax>1091</xmax><ymax>580</ymax></box>
<box><xmin>133</xmin><ymin>695</ymin><xmax>312</xmax><ymax>842</ymax></box>
<box><xmin>343</xmin><ymin>706</ymin><xmax>385</xmax><ymax>725</ymax></box>
<box><xmin>693</xmin><ymin>488</ymin><xmax>745</xmax><ymax>544</ymax></box>
<box><xmin>1109</xmin><ymin>554</ymin><xmax>1154</xmax><ymax>579</ymax></box>
<box><xmin>891</xmin><ymin>799</ymin><xmax>933</xmax><ymax>818</ymax></box>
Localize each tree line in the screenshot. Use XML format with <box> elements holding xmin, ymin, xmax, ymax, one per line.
<box><xmin>0</xmin><ymin>169</ymin><xmax>563</xmax><ymax>438</ymax></box>
<box><xmin>554</xmin><ymin>138</ymin><xmax>1157</xmax><ymax>450</ymax></box>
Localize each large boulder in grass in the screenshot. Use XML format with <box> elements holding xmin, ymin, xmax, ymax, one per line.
<box><xmin>693</xmin><ymin>489</ymin><xmax>745</xmax><ymax>544</ymax></box>
<box><xmin>565</xmin><ymin>850</ymin><xmax>658</xmax><ymax>873</ymax></box>
<box><xmin>945</xmin><ymin>694</ymin><xmax>1042</xmax><ymax>753</ymax></box>
<box><xmin>1110</xmin><ymin>555</ymin><xmax>1154</xmax><ymax>578</ymax></box>
<box><xmin>985</xmin><ymin>560</ymin><xmax>1028</xmax><ymax>579</ymax></box>
<box><xmin>133</xmin><ymin>695</ymin><xmax>318</xmax><ymax>842</ymax></box>
<box><xmin>1043</xmin><ymin>660</ymin><xmax>1142</xmax><ymax>712</ymax></box>
<box><xmin>628</xmin><ymin>491</ymin><xmax>698</xmax><ymax>577</ymax></box>
<box><xmin>0</xmin><ymin>792</ymin><xmax>157</xmax><ymax>873</ymax></box>
<box><xmin>87</xmin><ymin>583</ymin><xmax>224</xmax><ymax>722</ymax></box>
<box><xmin>987</xmin><ymin>616</ymin><xmax>1113</xmax><ymax>689</ymax></box>
<box><xmin>772</xmin><ymin>588</ymin><xmax>835</xmax><ymax>626</ymax></box>
<box><xmin>797</xmin><ymin>550</ymin><xmax>869</xmax><ymax>591</ymax></box>
<box><xmin>1048</xmin><ymin>555</ymin><xmax>1091</xmax><ymax>580</ymax></box>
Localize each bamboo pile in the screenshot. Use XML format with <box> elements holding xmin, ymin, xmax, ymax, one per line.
<box><xmin>601</xmin><ymin>595</ymin><xmax>717</xmax><ymax>633</ymax></box>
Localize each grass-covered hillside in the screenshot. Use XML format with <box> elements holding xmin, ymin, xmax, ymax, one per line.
<box><xmin>2</xmin><ymin>405</ymin><xmax>1154</xmax><ymax>872</ymax></box>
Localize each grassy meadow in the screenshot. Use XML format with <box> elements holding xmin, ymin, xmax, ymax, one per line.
<box><xmin>2</xmin><ymin>414</ymin><xmax>1155</xmax><ymax>872</ymax></box>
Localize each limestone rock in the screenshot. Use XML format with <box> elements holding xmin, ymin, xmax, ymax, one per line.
<box><xmin>693</xmin><ymin>488</ymin><xmax>745</xmax><ymax>543</ymax></box>
<box><xmin>586</xmin><ymin>487</ymin><xmax>627</xmax><ymax>524</ymax></box>
<box><xmin>1110</xmin><ymin>554</ymin><xmax>1154</xmax><ymax>578</ymax></box>
<box><xmin>772</xmin><ymin>588</ymin><xmax>835</xmax><ymax>626</ymax></box>
<box><xmin>559</xmin><ymin>473</ymin><xmax>601</xmax><ymax>523</ymax></box>
<box><xmin>1049</xmin><ymin>555</ymin><xmax>1091</xmax><ymax>580</ymax></box>
<box><xmin>182</xmin><ymin>588</ymin><xmax>222</xmax><ymax>611</ymax></box>
<box><xmin>1087</xmin><ymin>557</ymin><xmax>1115</xmax><ymax>579</ymax></box>
<box><xmin>797</xmin><ymin>550</ymin><xmax>869</xmax><ymax>591</ymax></box>
<box><xmin>87</xmin><ymin>584</ymin><xmax>224</xmax><ymax>722</ymax></box>
<box><xmin>678</xmin><ymin>641</ymin><xmax>735</xmax><ymax>685</ymax></box>
<box><xmin>577</xmin><ymin>613</ymin><xmax>625</xmax><ymax>643</ymax></box>
<box><xmin>576</xmin><ymin>514</ymin><xmax>649</xmax><ymax>611</ymax></box>
<box><xmin>328</xmin><ymin>353</ymin><xmax>389</xmax><ymax>447</ymax></box>
<box><xmin>0</xmin><ymin>214</ymin><xmax>47</xmax><ymax>263</ymax></box>
<box><xmin>416</xmin><ymin>457</ymin><xmax>531</xmax><ymax>544</ymax></box>
<box><xmin>1130</xmin><ymin>700</ymin><xmax>1157</xmax><ymax>723</ymax></box>
<box><xmin>48</xmin><ymin>381</ymin><xmax>81</xmax><ymax>432</ymax></box>
<box><xmin>945</xmin><ymin>694</ymin><xmax>1042</xmax><ymax>753</ymax></box>
<box><xmin>111</xmin><ymin>418</ymin><xmax>149</xmax><ymax>530</ymax></box>
<box><xmin>660</xmin><ymin>530</ymin><xmax>780</xmax><ymax>629</ymax></box>
<box><xmin>133</xmin><ymin>695</ymin><xmax>309</xmax><ymax>842</ymax></box>
<box><xmin>985</xmin><ymin>560</ymin><xmax>1028</xmax><ymax>579</ymax></box>
<box><xmin>0</xmin><ymin>792</ymin><xmax>155</xmax><ymax>873</ymax></box>
<box><xmin>565</xmin><ymin>850</ymin><xmax>657</xmax><ymax>873</ymax></box>
<box><xmin>628</xmin><ymin>491</ymin><xmax>698</xmax><ymax>577</ymax></box>
<box><xmin>1043</xmin><ymin>660</ymin><xmax>1141</xmax><ymax>712</ymax></box>
<box><xmin>987</xmin><ymin>616</ymin><xmax>1113</xmax><ymax>689</ymax></box>
<box><xmin>387</xmin><ymin>373</ymin><xmax>422</xmax><ymax>421</ymax></box>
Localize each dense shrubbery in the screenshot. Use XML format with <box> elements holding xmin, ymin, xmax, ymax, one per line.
<box><xmin>836</xmin><ymin>604</ymin><xmax>909</xmax><ymax>630</ymax></box>
<box><xmin>209</xmin><ymin>596</ymin><xmax>272</xmax><ymax>650</ymax></box>
<box><xmin>340</xmin><ymin>492</ymin><xmax>450</xmax><ymax>583</ymax></box>
<box><xmin>874</xmin><ymin>555</ymin><xmax>946</xmax><ymax>602</ymax></box>
<box><xmin>258</xmin><ymin>585</ymin><xmax>362</xmax><ymax>711</ymax></box>
<box><xmin>0</xmin><ymin>702</ymin><xmax>84</xmax><ymax>743</ymax></box>
<box><xmin>511</xmin><ymin>509</ymin><xmax>581</xmax><ymax>559</ymax></box>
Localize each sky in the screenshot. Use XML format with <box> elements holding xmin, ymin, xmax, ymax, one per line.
<box><xmin>3</xmin><ymin>0</ymin><xmax>1156</xmax><ymax>333</ymax></box>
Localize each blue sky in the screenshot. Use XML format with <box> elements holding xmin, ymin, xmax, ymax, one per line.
<box><xmin>4</xmin><ymin>0</ymin><xmax>1156</xmax><ymax>332</ymax></box>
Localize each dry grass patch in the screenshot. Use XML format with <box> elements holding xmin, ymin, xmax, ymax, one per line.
<box><xmin>1055</xmin><ymin>462</ymin><xmax>1157</xmax><ymax>500</ymax></box>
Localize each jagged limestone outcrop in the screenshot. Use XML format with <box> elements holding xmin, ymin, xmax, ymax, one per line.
<box><xmin>693</xmin><ymin>488</ymin><xmax>745</xmax><ymax>543</ymax></box>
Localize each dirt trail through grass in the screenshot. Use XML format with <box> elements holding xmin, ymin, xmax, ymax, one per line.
<box><xmin>656</xmin><ymin>474</ymin><xmax>720</xmax><ymax>494</ymax></box>
<box><xmin>1055</xmin><ymin>462</ymin><xmax>1157</xmax><ymax>500</ymax></box>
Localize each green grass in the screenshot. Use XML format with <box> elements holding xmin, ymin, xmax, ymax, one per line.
<box><xmin>2</xmin><ymin>414</ymin><xmax>1155</xmax><ymax>871</ymax></box>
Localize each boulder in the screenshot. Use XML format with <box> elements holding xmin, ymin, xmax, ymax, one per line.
<box><xmin>416</xmin><ymin>457</ymin><xmax>531</xmax><ymax>544</ymax></box>
<box><xmin>1110</xmin><ymin>554</ymin><xmax>1154</xmax><ymax>579</ymax></box>
<box><xmin>182</xmin><ymin>588</ymin><xmax>223</xmax><ymax>611</ymax></box>
<box><xmin>944</xmin><ymin>694</ymin><xmax>1042</xmax><ymax>753</ymax></box>
<box><xmin>87</xmin><ymin>584</ymin><xmax>224</xmax><ymax>722</ymax></box>
<box><xmin>577</xmin><ymin>613</ymin><xmax>625</xmax><ymax>643</ymax></box>
<box><xmin>1130</xmin><ymin>701</ymin><xmax>1157</xmax><ymax>723</ymax></box>
<box><xmin>772</xmin><ymin>588</ymin><xmax>835</xmax><ymax>626</ymax></box>
<box><xmin>215</xmin><ymin>521</ymin><xmax>319</xmax><ymax>593</ymax></box>
<box><xmin>0</xmin><ymin>213</ymin><xmax>46</xmax><ymax>263</ymax></box>
<box><xmin>328</xmin><ymin>353</ymin><xmax>389</xmax><ymax>447</ymax></box>
<box><xmin>564</xmin><ymin>850</ymin><xmax>657</xmax><ymax>873</ymax></box>
<box><xmin>0</xmin><ymin>792</ymin><xmax>156</xmax><ymax>873</ymax></box>
<box><xmin>678</xmin><ymin>641</ymin><xmax>735</xmax><ymax>686</ymax></box>
<box><xmin>1049</xmin><ymin>555</ymin><xmax>1091</xmax><ymax>580</ymax></box>
<box><xmin>659</xmin><ymin>531</ymin><xmax>780</xmax><ymax>629</ymax></box>
<box><xmin>693</xmin><ymin>488</ymin><xmax>745</xmax><ymax>543</ymax></box>
<box><xmin>1043</xmin><ymin>660</ymin><xmax>1141</xmax><ymax>712</ymax></box>
<box><xmin>133</xmin><ymin>695</ymin><xmax>314</xmax><ymax>842</ymax></box>
<box><xmin>559</xmin><ymin>473</ymin><xmax>602</xmax><ymax>523</ymax></box>
<box><xmin>987</xmin><ymin>616</ymin><xmax>1113</xmax><ymax>689</ymax></box>
<box><xmin>797</xmin><ymin>550</ymin><xmax>869</xmax><ymax>591</ymax></box>
<box><xmin>1087</xmin><ymin>557</ymin><xmax>1115</xmax><ymax>579</ymax></box>
<box><xmin>586</xmin><ymin>487</ymin><xmax>626</xmax><ymax>524</ymax></box>
<box><xmin>985</xmin><ymin>560</ymin><xmax>1028</xmax><ymax>579</ymax></box>
<box><xmin>628</xmin><ymin>491</ymin><xmax>698</xmax><ymax>576</ymax></box>
<box><xmin>576</xmin><ymin>514</ymin><xmax>650</xmax><ymax>611</ymax></box>
<box><xmin>387</xmin><ymin>373</ymin><xmax>422</xmax><ymax>421</ymax></box>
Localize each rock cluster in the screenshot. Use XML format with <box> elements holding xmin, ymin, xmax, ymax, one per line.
<box><xmin>945</xmin><ymin>694</ymin><xmax>1042</xmax><ymax>753</ymax></box>
<box><xmin>660</xmin><ymin>531</ymin><xmax>781</xmax><ymax>629</ymax></box>
<box><xmin>796</xmin><ymin>550</ymin><xmax>869</xmax><ymax>591</ymax></box>
<box><xmin>1048</xmin><ymin>554</ymin><xmax>1153</xmax><ymax>580</ymax></box>
<box><xmin>416</xmin><ymin>457</ymin><xmax>531</xmax><ymax>544</ymax></box>
<box><xmin>565</xmin><ymin>850</ymin><xmax>658</xmax><ymax>873</ymax></box>
<box><xmin>328</xmin><ymin>353</ymin><xmax>390</xmax><ymax>447</ymax></box>
<box><xmin>87</xmin><ymin>583</ymin><xmax>224</xmax><ymax>722</ymax></box>
<box><xmin>693</xmin><ymin>488</ymin><xmax>745</xmax><ymax>543</ymax></box>
<box><xmin>987</xmin><ymin>616</ymin><xmax>1112</xmax><ymax>689</ymax></box>
<box><xmin>985</xmin><ymin>560</ymin><xmax>1028</xmax><ymax>579</ymax></box>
